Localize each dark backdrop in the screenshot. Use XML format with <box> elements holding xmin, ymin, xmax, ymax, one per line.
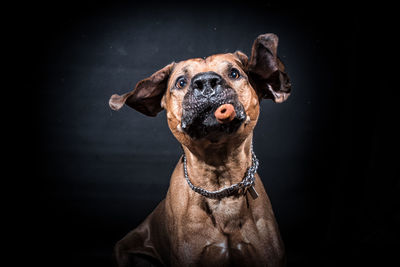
<box><xmin>15</xmin><ymin>1</ymin><xmax>398</xmax><ymax>267</ymax></box>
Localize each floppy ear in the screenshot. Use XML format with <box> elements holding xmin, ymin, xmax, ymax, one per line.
<box><xmin>247</xmin><ymin>33</ymin><xmax>291</xmax><ymax>103</ymax></box>
<box><xmin>109</xmin><ymin>62</ymin><xmax>175</xmax><ymax>116</ymax></box>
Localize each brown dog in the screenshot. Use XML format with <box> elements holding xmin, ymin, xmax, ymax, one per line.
<box><xmin>109</xmin><ymin>33</ymin><xmax>291</xmax><ymax>267</ymax></box>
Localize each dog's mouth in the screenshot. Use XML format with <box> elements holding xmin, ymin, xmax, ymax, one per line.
<box><xmin>181</xmin><ymin>87</ymin><xmax>246</xmax><ymax>140</ymax></box>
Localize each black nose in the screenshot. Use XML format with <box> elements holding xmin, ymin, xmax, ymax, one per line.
<box><xmin>191</xmin><ymin>72</ymin><xmax>222</xmax><ymax>97</ymax></box>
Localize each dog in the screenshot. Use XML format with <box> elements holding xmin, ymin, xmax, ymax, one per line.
<box><xmin>109</xmin><ymin>33</ymin><xmax>291</xmax><ymax>267</ymax></box>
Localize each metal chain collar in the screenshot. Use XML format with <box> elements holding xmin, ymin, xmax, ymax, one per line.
<box><xmin>182</xmin><ymin>144</ymin><xmax>259</xmax><ymax>199</ymax></box>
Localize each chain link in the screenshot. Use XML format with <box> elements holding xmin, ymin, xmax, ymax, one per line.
<box><xmin>182</xmin><ymin>144</ymin><xmax>259</xmax><ymax>199</ymax></box>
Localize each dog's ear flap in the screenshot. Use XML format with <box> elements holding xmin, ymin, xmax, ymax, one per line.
<box><xmin>109</xmin><ymin>62</ymin><xmax>175</xmax><ymax>116</ymax></box>
<box><xmin>247</xmin><ymin>33</ymin><xmax>291</xmax><ymax>103</ymax></box>
<box><xmin>234</xmin><ymin>51</ymin><xmax>248</xmax><ymax>68</ymax></box>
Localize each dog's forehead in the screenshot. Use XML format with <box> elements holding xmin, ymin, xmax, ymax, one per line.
<box><xmin>172</xmin><ymin>53</ymin><xmax>241</xmax><ymax>77</ymax></box>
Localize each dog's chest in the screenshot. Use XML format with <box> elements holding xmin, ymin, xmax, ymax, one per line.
<box><xmin>205</xmin><ymin>197</ymin><xmax>247</xmax><ymax>233</ymax></box>
<box><xmin>198</xmin><ymin>237</ymin><xmax>265</xmax><ymax>266</ymax></box>
<box><xmin>181</xmin><ymin>197</ymin><xmax>267</xmax><ymax>266</ymax></box>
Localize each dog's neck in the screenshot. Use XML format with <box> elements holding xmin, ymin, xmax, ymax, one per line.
<box><xmin>182</xmin><ymin>135</ymin><xmax>253</xmax><ymax>192</ymax></box>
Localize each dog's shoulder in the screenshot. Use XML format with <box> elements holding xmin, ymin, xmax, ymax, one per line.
<box><xmin>114</xmin><ymin>199</ymin><xmax>169</xmax><ymax>267</ymax></box>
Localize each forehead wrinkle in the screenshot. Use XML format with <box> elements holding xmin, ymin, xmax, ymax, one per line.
<box><xmin>210</xmin><ymin>60</ymin><xmax>235</xmax><ymax>73</ymax></box>
<box><xmin>209</xmin><ymin>56</ymin><xmax>239</xmax><ymax>68</ymax></box>
<box><xmin>171</xmin><ymin>64</ymin><xmax>190</xmax><ymax>82</ymax></box>
<box><xmin>168</xmin><ymin>62</ymin><xmax>200</xmax><ymax>88</ymax></box>
<box><xmin>181</xmin><ymin>66</ymin><xmax>189</xmax><ymax>76</ymax></box>
<box><xmin>224</xmin><ymin>61</ymin><xmax>233</xmax><ymax>69</ymax></box>
<box><xmin>232</xmin><ymin>58</ymin><xmax>244</xmax><ymax>68</ymax></box>
<box><xmin>223</xmin><ymin>59</ymin><xmax>244</xmax><ymax>69</ymax></box>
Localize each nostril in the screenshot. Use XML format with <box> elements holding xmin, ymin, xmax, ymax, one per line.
<box><xmin>194</xmin><ymin>80</ymin><xmax>203</xmax><ymax>90</ymax></box>
<box><xmin>210</xmin><ymin>78</ymin><xmax>220</xmax><ymax>89</ymax></box>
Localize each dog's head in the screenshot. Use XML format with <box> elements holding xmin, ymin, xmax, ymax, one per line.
<box><xmin>109</xmin><ymin>33</ymin><xmax>291</xmax><ymax>147</ymax></box>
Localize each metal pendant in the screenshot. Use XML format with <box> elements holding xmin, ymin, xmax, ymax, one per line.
<box><xmin>248</xmin><ymin>185</ymin><xmax>259</xmax><ymax>199</ymax></box>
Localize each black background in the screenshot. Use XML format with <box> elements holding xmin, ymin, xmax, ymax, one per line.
<box><xmin>13</xmin><ymin>1</ymin><xmax>398</xmax><ymax>267</ymax></box>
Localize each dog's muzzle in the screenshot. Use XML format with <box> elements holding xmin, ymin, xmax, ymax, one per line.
<box><xmin>181</xmin><ymin>71</ymin><xmax>246</xmax><ymax>140</ymax></box>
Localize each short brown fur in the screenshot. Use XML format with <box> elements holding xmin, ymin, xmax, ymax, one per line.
<box><xmin>110</xmin><ymin>33</ymin><xmax>291</xmax><ymax>267</ymax></box>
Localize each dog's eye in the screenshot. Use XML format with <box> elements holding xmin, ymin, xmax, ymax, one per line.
<box><xmin>229</xmin><ymin>68</ymin><xmax>240</xmax><ymax>79</ymax></box>
<box><xmin>175</xmin><ymin>77</ymin><xmax>187</xmax><ymax>89</ymax></box>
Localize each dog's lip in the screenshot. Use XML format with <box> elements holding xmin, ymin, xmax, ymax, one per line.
<box><xmin>180</xmin><ymin>85</ymin><xmax>247</xmax><ymax>140</ymax></box>
<box><xmin>181</xmin><ymin>100</ymin><xmax>235</xmax><ymax>128</ymax></box>
<box><xmin>180</xmin><ymin>101</ymin><xmax>246</xmax><ymax>140</ymax></box>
